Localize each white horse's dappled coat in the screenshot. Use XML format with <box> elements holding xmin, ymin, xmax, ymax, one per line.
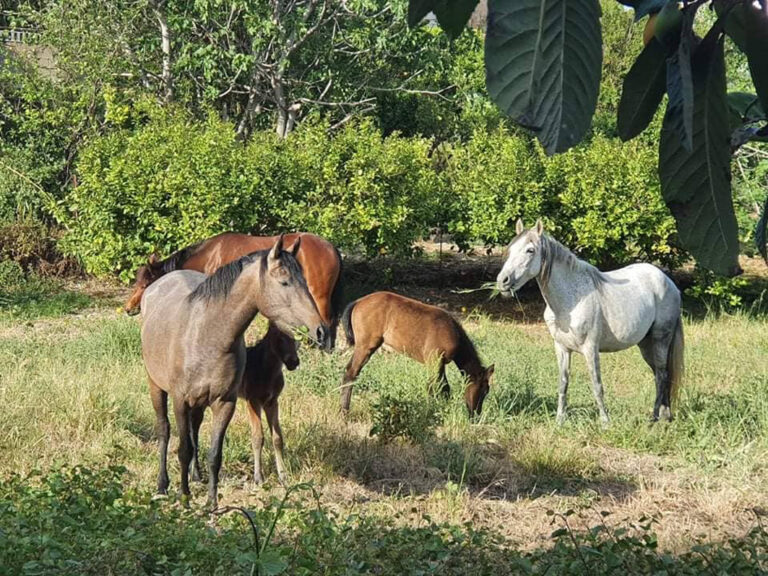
<box><xmin>497</xmin><ymin>220</ymin><xmax>684</xmax><ymax>424</ymax></box>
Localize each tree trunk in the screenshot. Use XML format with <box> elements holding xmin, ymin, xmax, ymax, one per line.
<box><xmin>154</xmin><ymin>1</ymin><xmax>173</xmax><ymax>103</ymax></box>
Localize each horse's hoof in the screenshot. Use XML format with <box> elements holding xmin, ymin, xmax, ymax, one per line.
<box><xmin>179</xmin><ymin>493</ymin><xmax>191</xmax><ymax>508</ymax></box>
<box><xmin>277</xmin><ymin>474</ymin><xmax>288</xmax><ymax>486</ymax></box>
<box><xmin>556</xmin><ymin>414</ymin><xmax>567</xmax><ymax>426</ymax></box>
<box><xmin>253</xmin><ymin>474</ymin><xmax>264</xmax><ymax>486</ymax></box>
<box><xmin>190</xmin><ymin>470</ymin><xmax>202</xmax><ymax>483</ymax></box>
<box><xmin>152</xmin><ymin>492</ymin><xmax>168</xmax><ymax>501</ymax></box>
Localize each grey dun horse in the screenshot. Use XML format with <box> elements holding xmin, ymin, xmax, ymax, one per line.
<box><xmin>497</xmin><ymin>220</ymin><xmax>684</xmax><ymax>424</ymax></box>
<box><xmin>140</xmin><ymin>235</ymin><xmax>327</xmax><ymax>507</ymax></box>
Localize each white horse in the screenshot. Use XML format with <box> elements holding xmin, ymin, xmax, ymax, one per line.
<box><xmin>497</xmin><ymin>219</ymin><xmax>684</xmax><ymax>424</ymax></box>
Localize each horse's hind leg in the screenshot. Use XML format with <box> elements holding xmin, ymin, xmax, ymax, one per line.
<box><xmin>641</xmin><ymin>328</ymin><xmax>674</xmax><ymax>422</ymax></box>
<box><xmin>638</xmin><ymin>335</ymin><xmax>663</xmax><ymax>421</ymax></box>
<box><xmin>340</xmin><ymin>340</ymin><xmax>381</xmax><ymax>412</ymax></box>
<box><xmin>246</xmin><ymin>399</ymin><xmax>265</xmax><ymax>484</ymax></box>
<box><xmin>264</xmin><ymin>400</ymin><xmax>287</xmax><ymax>484</ymax></box>
<box><xmin>188</xmin><ymin>407</ymin><xmax>205</xmax><ymax>482</ymax></box>
<box><xmin>207</xmin><ymin>398</ymin><xmax>237</xmax><ymax>509</ymax></box>
<box><xmin>172</xmin><ymin>399</ymin><xmax>192</xmax><ymax>504</ymax></box>
<box><xmin>583</xmin><ymin>344</ymin><xmax>609</xmax><ymax>425</ymax></box>
<box><xmin>149</xmin><ymin>381</ymin><xmax>170</xmax><ymax>495</ymax></box>
<box><xmin>555</xmin><ymin>342</ymin><xmax>572</xmax><ymax>425</ymax></box>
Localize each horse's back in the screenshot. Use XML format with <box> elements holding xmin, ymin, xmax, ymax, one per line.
<box><xmin>352</xmin><ymin>292</ymin><xmax>459</xmax><ymax>362</ymax></box>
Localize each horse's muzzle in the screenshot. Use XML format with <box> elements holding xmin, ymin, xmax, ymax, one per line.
<box><xmin>497</xmin><ymin>273</ymin><xmax>515</xmax><ymax>295</ymax></box>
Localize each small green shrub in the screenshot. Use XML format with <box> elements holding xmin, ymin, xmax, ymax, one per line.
<box><xmin>687</xmin><ymin>268</ymin><xmax>752</xmax><ymax>311</ymax></box>
<box><xmin>370</xmin><ymin>393</ymin><xmax>442</xmax><ymax>444</ymax></box>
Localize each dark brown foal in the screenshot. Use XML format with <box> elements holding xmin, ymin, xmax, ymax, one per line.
<box><xmin>189</xmin><ymin>322</ymin><xmax>299</xmax><ymax>485</ymax></box>
<box><xmin>339</xmin><ymin>291</ymin><xmax>494</xmax><ymax>417</ymax></box>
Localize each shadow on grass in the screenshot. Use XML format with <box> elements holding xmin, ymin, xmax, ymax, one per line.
<box><xmin>288</xmin><ymin>421</ymin><xmax>637</xmax><ymax>504</ymax></box>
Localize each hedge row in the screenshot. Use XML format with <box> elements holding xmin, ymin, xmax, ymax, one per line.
<box><xmin>58</xmin><ymin>107</ymin><xmax>680</xmax><ymax>280</ymax></box>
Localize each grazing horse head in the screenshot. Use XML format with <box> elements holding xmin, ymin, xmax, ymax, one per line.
<box><xmin>465</xmin><ymin>364</ymin><xmax>494</xmax><ymax>417</ymax></box>
<box><xmin>266</xmin><ymin>322</ymin><xmax>300</xmax><ymax>371</ymax></box>
<box><xmin>497</xmin><ymin>218</ymin><xmax>545</xmax><ymax>296</ymax></box>
<box><xmin>258</xmin><ymin>235</ymin><xmax>330</xmax><ymax>348</ymax></box>
<box><xmin>124</xmin><ymin>253</ymin><xmax>163</xmax><ymax>315</ymax></box>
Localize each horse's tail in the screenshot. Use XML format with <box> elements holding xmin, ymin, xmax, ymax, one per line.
<box><xmin>668</xmin><ymin>314</ymin><xmax>685</xmax><ymax>410</ymax></box>
<box><xmin>329</xmin><ymin>246</ymin><xmax>345</xmax><ymax>347</ymax></box>
<box><xmin>341</xmin><ymin>299</ymin><xmax>357</xmax><ymax>347</ymax></box>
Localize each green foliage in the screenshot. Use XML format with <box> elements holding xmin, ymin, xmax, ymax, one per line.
<box><xmin>687</xmin><ymin>268</ymin><xmax>752</xmax><ymax>311</ymax></box>
<box><xmin>3</xmin><ymin>465</ymin><xmax>768</xmax><ymax>574</ymax></box>
<box><xmin>370</xmin><ymin>392</ymin><xmax>442</xmax><ymax>443</ymax></box>
<box><xmin>60</xmin><ymin>110</ymin><xmax>443</xmax><ymax>278</ymax></box>
<box><xmin>446</xmin><ymin>129</ymin><xmax>680</xmax><ymax>267</ymax></box>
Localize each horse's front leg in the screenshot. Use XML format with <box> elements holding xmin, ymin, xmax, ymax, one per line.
<box><xmin>583</xmin><ymin>344</ymin><xmax>610</xmax><ymax>425</ymax></box>
<box><xmin>554</xmin><ymin>342</ymin><xmax>571</xmax><ymax>425</ymax></box>
<box><xmin>207</xmin><ymin>398</ymin><xmax>237</xmax><ymax>509</ymax></box>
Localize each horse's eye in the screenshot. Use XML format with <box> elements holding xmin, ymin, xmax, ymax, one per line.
<box><xmin>526</xmin><ymin>247</ymin><xmax>535</xmax><ymax>254</ymax></box>
<box><xmin>280</xmin><ymin>280</ymin><xmax>289</xmax><ymax>287</ymax></box>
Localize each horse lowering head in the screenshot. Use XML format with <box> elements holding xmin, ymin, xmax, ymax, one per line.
<box><xmin>266</xmin><ymin>323</ymin><xmax>300</xmax><ymax>371</ymax></box>
<box><xmin>497</xmin><ymin>219</ymin><xmax>545</xmax><ymax>296</ymax></box>
<box><xmin>465</xmin><ymin>364</ymin><xmax>494</xmax><ymax>417</ymax></box>
<box><xmin>262</xmin><ymin>235</ymin><xmax>330</xmax><ymax>348</ymax></box>
<box><xmin>124</xmin><ymin>254</ymin><xmax>163</xmax><ymax>315</ymax></box>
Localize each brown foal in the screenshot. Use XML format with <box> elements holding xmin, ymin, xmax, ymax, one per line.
<box><xmin>339</xmin><ymin>291</ymin><xmax>494</xmax><ymax>417</ymax></box>
<box><xmin>188</xmin><ymin>322</ymin><xmax>299</xmax><ymax>485</ymax></box>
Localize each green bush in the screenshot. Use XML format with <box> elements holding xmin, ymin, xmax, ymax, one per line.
<box><xmin>443</xmin><ymin>127</ymin><xmax>549</xmax><ymax>248</ymax></box>
<box><xmin>60</xmin><ymin>103</ymin><xmax>683</xmax><ymax>280</ymax></box>
<box><xmin>61</xmin><ymin>109</ymin><xmax>442</xmax><ymax>279</ymax></box>
<box><xmin>444</xmin><ymin>129</ymin><xmax>681</xmax><ymax>268</ymax></box>
<box><xmin>370</xmin><ymin>393</ymin><xmax>442</xmax><ymax>443</ymax></box>
<box><xmin>544</xmin><ymin>135</ymin><xmax>680</xmax><ymax>268</ymax></box>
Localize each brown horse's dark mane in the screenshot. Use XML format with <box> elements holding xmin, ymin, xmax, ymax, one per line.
<box><xmin>452</xmin><ymin>319</ymin><xmax>483</xmax><ymax>378</ymax></box>
<box><xmin>159</xmin><ymin>241</ymin><xmax>203</xmax><ymax>275</ymax></box>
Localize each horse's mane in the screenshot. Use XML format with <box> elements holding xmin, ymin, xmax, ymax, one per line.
<box><xmin>159</xmin><ymin>241</ymin><xmax>203</xmax><ymax>275</ymax></box>
<box><xmin>539</xmin><ymin>233</ymin><xmax>606</xmax><ymax>290</ymax></box>
<box><xmin>452</xmin><ymin>318</ymin><xmax>483</xmax><ymax>376</ymax></box>
<box><xmin>187</xmin><ymin>249</ymin><xmax>306</xmax><ymax>303</ymax></box>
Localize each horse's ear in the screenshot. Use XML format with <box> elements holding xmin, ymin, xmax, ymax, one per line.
<box><xmin>269</xmin><ymin>234</ymin><xmax>285</xmax><ymax>263</ymax></box>
<box><xmin>487</xmin><ymin>364</ymin><xmax>495</xmax><ymax>379</ymax></box>
<box><xmin>535</xmin><ymin>219</ymin><xmax>544</xmax><ymax>236</ymax></box>
<box><xmin>148</xmin><ymin>253</ymin><xmax>160</xmax><ymax>267</ymax></box>
<box><xmin>291</xmin><ymin>236</ymin><xmax>302</xmax><ymax>257</ymax></box>
<box><xmin>515</xmin><ymin>219</ymin><xmax>525</xmax><ymax>235</ymax></box>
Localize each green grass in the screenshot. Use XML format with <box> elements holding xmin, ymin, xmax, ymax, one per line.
<box><xmin>1</xmin><ymin>294</ymin><xmax>767</xmax><ymax>574</ymax></box>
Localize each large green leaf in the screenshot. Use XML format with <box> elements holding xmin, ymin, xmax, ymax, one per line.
<box><xmin>617</xmin><ymin>38</ymin><xmax>667</xmax><ymax>141</ymax></box>
<box><xmin>659</xmin><ymin>34</ymin><xmax>741</xmax><ymax>276</ymax></box>
<box><xmin>742</xmin><ymin>4</ymin><xmax>768</xmax><ymax>114</ymax></box>
<box><xmin>407</xmin><ymin>0</ymin><xmax>479</xmax><ymax>38</ymax></box>
<box><xmin>485</xmin><ymin>0</ymin><xmax>603</xmax><ymax>154</ymax></box>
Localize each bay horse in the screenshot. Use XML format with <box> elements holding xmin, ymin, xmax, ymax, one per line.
<box><xmin>497</xmin><ymin>219</ymin><xmax>684</xmax><ymax>424</ymax></box>
<box><xmin>339</xmin><ymin>291</ymin><xmax>494</xmax><ymax>417</ymax></box>
<box><xmin>125</xmin><ymin>232</ymin><xmax>343</xmax><ymax>347</ymax></box>
<box><xmin>140</xmin><ymin>235</ymin><xmax>327</xmax><ymax>507</ymax></box>
<box><xmin>188</xmin><ymin>322</ymin><xmax>298</xmax><ymax>485</ymax></box>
